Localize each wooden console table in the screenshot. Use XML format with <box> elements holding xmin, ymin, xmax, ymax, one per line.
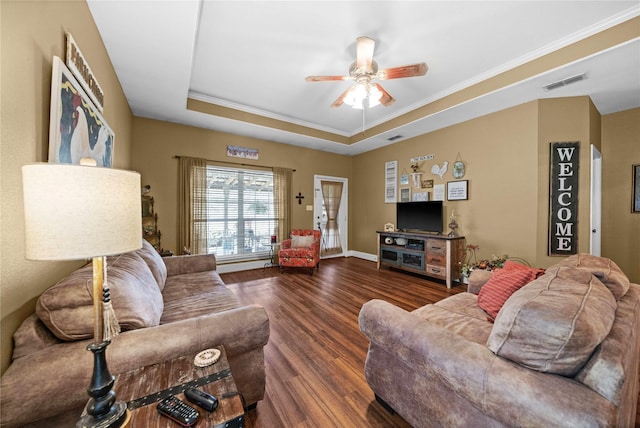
<box><xmin>377</xmin><ymin>231</ymin><xmax>465</xmax><ymax>288</ymax></box>
<box><xmin>115</xmin><ymin>346</ymin><xmax>244</xmax><ymax>427</ymax></box>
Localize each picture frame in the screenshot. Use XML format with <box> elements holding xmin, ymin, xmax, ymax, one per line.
<box><xmin>226</xmin><ymin>145</ymin><xmax>259</xmax><ymax>160</ymax></box>
<box><xmin>447</xmin><ymin>180</ymin><xmax>469</xmax><ymax>201</ymax></box>
<box><xmin>399</xmin><ymin>188</ymin><xmax>411</xmax><ymax>202</ymax></box>
<box><xmin>48</xmin><ymin>56</ymin><xmax>114</xmax><ymax>167</ymax></box>
<box><xmin>385</xmin><ymin>160</ymin><xmax>398</xmax><ymax>204</ymax></box>
<box><xmin>633</xmin><ymin>164</ymin><xmax>640</xmax><ymax>213</ymax></box>
<box><xmin>412</xmin><ymin>191</ymin><xmax>429</xmax><ymax>201</ymax></box>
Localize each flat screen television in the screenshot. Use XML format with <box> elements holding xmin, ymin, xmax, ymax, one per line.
<box><xmin>396</xmin><ymin>201</ymin><xmax>443</xmax><ymax>234</ymax></box>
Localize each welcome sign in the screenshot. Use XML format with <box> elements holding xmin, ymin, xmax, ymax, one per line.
<box><xmin>548</xmin><ymin>142</ymin><xmax>579</xmax><ymax>255</ymax></box>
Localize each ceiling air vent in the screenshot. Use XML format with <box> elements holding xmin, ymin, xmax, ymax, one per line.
<box><xmin>387</xmin><ymin>135</ymin><xmax>403</xmax><ymax>141</ymax></box>
<box><xmin>543</xmin><ymin>73</ymin><xmax>586</xmax><ymax>91</ymax></box>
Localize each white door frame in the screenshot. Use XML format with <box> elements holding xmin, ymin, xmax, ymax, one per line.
<box><xmin>590</xmin><ymin>144</ymin><xmax>602</xmax><ymax>256</ymax></box>
<box><xmin>314</xmin><ymin>175</ymin><xmax>348</xmax><ymax>258</ymax></box>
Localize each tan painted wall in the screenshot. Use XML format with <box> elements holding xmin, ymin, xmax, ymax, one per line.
<box><xmin>0</xmin><ymin>0</ymin><xmax>133</xmax><ymax>374</ymax></box>
<box><xmin>131</xmin><ymin>118</ymin><xmax>352</xmax><ymax>254</ymax></box>
<box><xmin>351</xmin><ymin>101</ymin><xmax>541</xmax><ymax>265</ymax></box>
<box><xmin>601</xmin><ymin>108</ymin><xmax>640</xmax><ymax>283</ymax></box>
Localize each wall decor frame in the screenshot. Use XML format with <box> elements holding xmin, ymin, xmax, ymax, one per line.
<box><xmin>548</xmin><ymin>141</ymin><xmax>579</xmax><ymax>255</ymax></box>
<box><xmin>385</xmin><ymin>160</ymin><xmax>398</xmax><ymax>203</ymax></box>
<box><xmin>399</xmin><ymin>169</ymin><xmax>409</xmax><ymax>185</ymax></box>
<box><xmin>633</xmin><ymin>164</ymin><xmax>640</xmax><ymax>213</ymax></box>
<box><xmin>400</xmin><ymin>188</ymin><xmax>411</xmax><ymax>202</ymax></box>
<box><xmin>66</xmin><ymin>33</ymin><xmax>104</xmax><ymax>112</ymax></box>
<box><xmin>48</xmin><ymin>56</ymin><xmax>114</xmax><ymax>167</ymax></box>
<box><xmin>422</xmin><ymin>179</ymin><xmax>434</xmax><ymax>188</ymax></box>
<box><xmin>413</xmin><ymin>191</ymin><xmax>429</xmax><ymax>201</ymax></box>
<box><xmin>226</xmin><ymin>145</ymin><xmax>259</xmax><ymax>160</ymax></box>
<box><xmin>447</xmin><ymin>180</ymin><xmax>468</xmax><ymax>201</ymax></box>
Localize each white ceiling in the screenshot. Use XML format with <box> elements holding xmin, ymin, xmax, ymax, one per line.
<box><xmin>87</xmin><ymin>1</ymin><xmax>640</xmax><ymax>156</ymax></box>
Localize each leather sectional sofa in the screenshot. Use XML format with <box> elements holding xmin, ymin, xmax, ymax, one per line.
<box><xmin>0</xmin><ymin>240</ymin><xmax>270</xmax><ymax>427</ymax></box>
<box><xmin>359</xmin><ymin>254</ymin><xmax>639</xmax><ymax>427</ymax></box>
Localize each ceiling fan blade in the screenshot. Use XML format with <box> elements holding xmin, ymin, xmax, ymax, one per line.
<box><xmin>356</xmin><ymin>36</ymin><xmax>375</xmax><ymax>69</ymax></box>
<box><xmin>305</xmin><ymin>75</ymin><xmax>350</xmax><ymax>82</ymax></box>
<box><xmin>373</xmin><ymin>83</ymin><xmax>396</xmax><ymax>106</ymax></box>
<box><xmin>330</xmin><ymin>86</ymin><xmax>353</xmax><ymax>108</ymax></box>
<box><xmin>377</xmin><ymin>63</ymin><xmax>428</xmax><ymax>80</ymax></box>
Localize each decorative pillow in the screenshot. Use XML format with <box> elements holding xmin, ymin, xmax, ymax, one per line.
<box><xmin>487</xmin><ymin>265</ymin><xmax>616</xmax><ymax>376</ymax></box>
<box><xmin>136</xmin><ymin>239</ymin><xmax>168</xmax><ymax>291</ymax></box>
<box><xmin>477</xmin><ymin>267</ymin><xmax>538</xmax><ymax>320</ymax></box>
<box><xmin>501</xmin><ymin>260</ymin><xmax>545</xmax><ymax>277</ymax></box>
<box><xmin>36</xmin><ymin>251</ymin><xmax>164</xmax><ymax>341</ymax></box>
<box><xmin>291</xmin><ymin>235</ymin><xmax>315</xmax><ymax>248</ymax></box>
<box><xmin>554</xmin><ymin>253</ymin><xmax>629</xmax><ymax>300</ymax></box>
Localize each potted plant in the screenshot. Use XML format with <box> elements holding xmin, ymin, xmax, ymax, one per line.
<box><xmin>461</xmin><ymin>244</ymin><xmax>507</xmax><ymax>281</ymax></box>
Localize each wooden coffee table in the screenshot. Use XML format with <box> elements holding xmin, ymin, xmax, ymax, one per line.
<box><xmin>115</xmin><ymin>346</ymin><xmax>244</xmax><ymax>427</ymax></box>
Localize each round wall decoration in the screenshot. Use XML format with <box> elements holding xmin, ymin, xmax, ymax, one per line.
<box><xmin>452</xmin><ymin>153</ymin><xmax>465</xmax><ymax>178</ymax></box>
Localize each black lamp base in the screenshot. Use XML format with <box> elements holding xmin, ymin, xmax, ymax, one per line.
<box><xmin>77</xmin><ymin>401</ymin><xmax>128</xmax><ymax>428</ymax></box>
<box><xmin>76</xmin><ymin>341</ymin><xmax>128</xmax><ymax>428</ymax></box>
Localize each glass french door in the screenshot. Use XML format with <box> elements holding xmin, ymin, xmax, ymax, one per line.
<box><xmin>314</xmin><ymin>176</ymin><xmax>348</xmax><ymax>258</ymax></box>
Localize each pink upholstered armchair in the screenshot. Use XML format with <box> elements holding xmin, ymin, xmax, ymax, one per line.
<box><xmin>279</xmin><ymin>229</ymin><xmax>321</xmax><ymax>274</ymax></box>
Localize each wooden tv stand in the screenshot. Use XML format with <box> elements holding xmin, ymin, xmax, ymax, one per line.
<box><xmin>377</xmin><ymin>231</ymin><xmax>465</xmax><ymax>288</ymax></box>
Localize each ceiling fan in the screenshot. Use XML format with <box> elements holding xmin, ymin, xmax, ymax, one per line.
<box><xmin>305</xmin><ymin>36</ymin><xmax>428</xmax><ymax>109</ymax></box>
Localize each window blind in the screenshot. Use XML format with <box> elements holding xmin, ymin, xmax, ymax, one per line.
<box><xmin>197</xmin><ymin>165</ymin><xmax>275</xmax><ymax>262</ymax></box>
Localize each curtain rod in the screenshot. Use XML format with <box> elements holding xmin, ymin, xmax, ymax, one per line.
<box><xmin>173</xmin><ymin>155</ymin><xmax>295</xmax><ymax>172</ymax></box>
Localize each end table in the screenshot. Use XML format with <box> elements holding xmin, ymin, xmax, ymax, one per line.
<box><xmin>115</xmin><ymin>346</ymin><xmax>244</xmax><ymax>427</ymax></box>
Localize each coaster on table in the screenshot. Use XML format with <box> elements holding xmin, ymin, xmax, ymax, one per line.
<box><xmin>194</xmin><ymin>348</ymin><xmax>221</xmax><ymax>367</ymax></box>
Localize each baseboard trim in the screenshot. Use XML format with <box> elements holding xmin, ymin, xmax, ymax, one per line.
<box><xmin>348</xmin><ymin>250</ymin><xmax>377</xmax><ymax>262</ymax></box>
<box><xmin>216</xmin><ymin>251</ymin><xmax>378</xmax><ymax>273</ymax></box>
<box><xmin>217</xmin><ymin>260</ymin><xmax>268</xmax><ymax>273</ymax></box>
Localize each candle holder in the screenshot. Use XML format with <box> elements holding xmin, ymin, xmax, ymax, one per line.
<box><xmin>448</xmin><ymin>211</ymin><xmax>459</xmax><ymax>237</ymax></box>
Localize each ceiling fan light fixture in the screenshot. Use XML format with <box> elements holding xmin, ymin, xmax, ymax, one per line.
<box><xmin>344</xmin><ymin>84</ymin><xmax>367</xmax><ymax>109</ymax></box>
<box><xmin>343</xmin><ymin>82</ymin><xmax>382</xmax><ymax>109</ymax></box>
<box><xmin>307</xmin><ymin>37</ymin><xmax>426</xmax><ymax>109</ymax></box>
<box><xmin>368</xmin><ymin>85</ymin><xmax>383</xmax><ymax>108</ymax></box>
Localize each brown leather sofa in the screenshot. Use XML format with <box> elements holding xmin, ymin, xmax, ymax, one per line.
<box><xmin>359</xmin><ymin>254</ymin><xmax>639</xmax><ymax>427</ymax></box>
<box><xmin>0</xmin><ymin>241</ymin><xmax>270</xmax><ymax>427</ymax></box>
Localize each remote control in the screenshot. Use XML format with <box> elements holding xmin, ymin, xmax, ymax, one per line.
<box><xmin>184</xmin><ymin>387</ymin><xmax>219</xmax><ymax>412</ymax></box>
<box><xmin>157</xmin><ymin>395</ymin><xmax>199</xmax><ymax>426</ymax></box>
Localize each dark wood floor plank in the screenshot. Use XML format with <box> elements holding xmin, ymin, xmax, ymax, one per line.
<box><xmin>223</xmin><ymin>257</ymin><xmax>463</xmax><ymax>427</ymax></box>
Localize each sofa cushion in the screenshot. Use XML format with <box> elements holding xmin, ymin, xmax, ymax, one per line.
<box><xmin>291</xmin><ymin>235</ymin><xmax>315</xmax><ymax>248</ymax></box>
<box><xmin>12</xmin><ymin>314</ymin><xmax>62</xmax><ymax>360</ymax></box>
<box><xmin>554</xmin><ymin>253</ymin><xmax>630</xmax><ymax>300</ymax></box>
<box><xmin>136</xmin><ymin>239</ymin><xmax>168</xmax><ymax>290</ymax></box>
<box><xmin>413</xmin><ymin>293</ymin><xmax>493</xmax><ymax>345</ymax></box>
<box><xmin>36</xmin><ymin>252</ymin><xmax>164</xmax><ymax>341</ymax></box>
<box><xmin>487</xmin><ymin>265</ymin><xmax>617</xmax><ymax>376</ymax></box>
<box><xmin>160</xmin><ymin>270</ymin><xmax>242</xmax><ymax>324</ymax></box>
<box><xmin>477</xmin><ymin>262</ymin><xmax>544</xmax><ymax>320</ymax></box>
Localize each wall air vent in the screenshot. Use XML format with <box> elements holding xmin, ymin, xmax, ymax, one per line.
<box><xmin>387</xmin><ymin>135</ymin><xmax>403</xmax><ymax>141</ymax></box>
<box><xmin>543</xmin><ymin>73</ymin><xmax>586</xmax><ymax>91</ymax></box>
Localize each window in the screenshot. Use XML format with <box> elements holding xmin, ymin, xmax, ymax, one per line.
<box><xmin>198</xmin><ymin>166</ymin><xmax>275</xmax><ymax>262</ymax></box>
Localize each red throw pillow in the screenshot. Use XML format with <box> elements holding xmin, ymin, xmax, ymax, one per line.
<box><xmin>477</xmin><ymin>268</ymin><xmax>538</xmax><ymax>321</ymax></box>
<box><xmin>501</xmin><ymin>260</ymin><xmax>545</xmax><ymax>277</ymax></box>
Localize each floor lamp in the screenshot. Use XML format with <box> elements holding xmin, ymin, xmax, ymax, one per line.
<box><xmin>22</xmin><ymin>162</ymin><xmax>141</xmax><ymax>427</ymax></box>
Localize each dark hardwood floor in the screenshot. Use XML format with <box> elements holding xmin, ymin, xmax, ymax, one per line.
<box><xmin>221</xmin><ymin>257</ymin><xmax>464</xmax><ymax>427</ymax></box>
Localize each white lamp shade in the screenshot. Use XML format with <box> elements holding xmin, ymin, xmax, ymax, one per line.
<box><xmin>22</xmin><ymin>163</ymin><xmax>142</xmax><ymax>260</ymax></box>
